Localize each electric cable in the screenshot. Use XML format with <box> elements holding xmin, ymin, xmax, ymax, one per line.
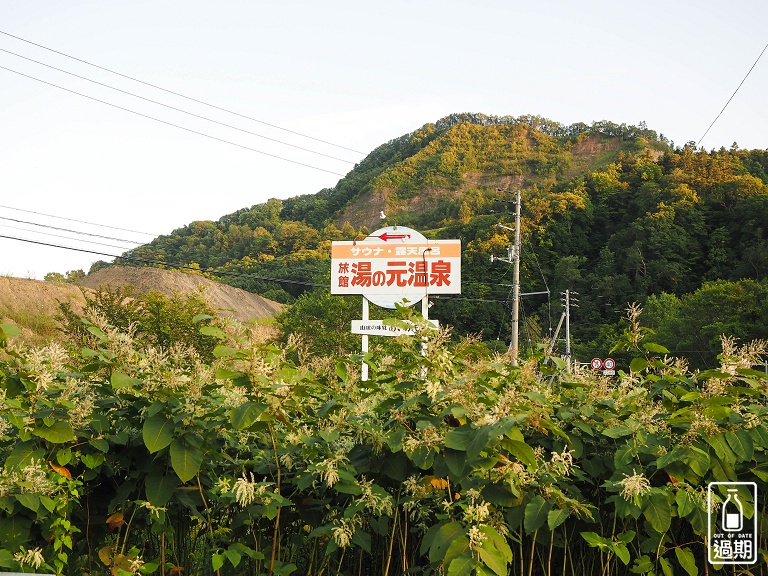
<box><xmin>0</xmin><ymin>215</ymin><xmax>143</xmax><ymax>244</ymax></box>
<box><xmin>698</xmin><ymin>41</ymin><xmax>768</xmax><ymax>147</ymax></box>
<box><xmin>0</xmin><ymin>64</ymin><xmax>347</xmax><ymax>177</ymax></box>
<box><xmin>0</xmin><ymin>28</ymin><xmax>366</xmax><ymax>155</ymax></box>
<box><xmin>0</xmin><ymin>222</ymin><xmax>137</xmax><ymax>250</ymax></box>
<box><xmin>0</xmin><ymin>47</ymin><xmax>356</xmax><ymax>164</ymax></box>
<box><xmin>522</xmin><ymin>235</ymin><xmax>553</xmax><ymax>336</ymax></box>
<box><xmin>0</xmin><ymin>233</ymin><xmax>328</xmax><ymax>288</ymax></box>
<box><xmin>0</xmin><ymin>203</ymin><xmax>158</xmax><ymax>236</ymax></box>
<box><xmin>1</xmin><ymin>232</ymin><xmax>518</xmax><ymax>304</ymax></box>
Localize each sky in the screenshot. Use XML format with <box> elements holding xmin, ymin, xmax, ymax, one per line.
<box><xmin>1</xmin><ymin>0</ymin><xmax>767</xmax><ymax>279</ymax></box>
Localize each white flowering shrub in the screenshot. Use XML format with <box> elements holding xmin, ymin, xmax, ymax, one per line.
<box><xmin>1</xmin><ymin>304</ymin><xmax>767</xmax><ymax>576</ymax></box>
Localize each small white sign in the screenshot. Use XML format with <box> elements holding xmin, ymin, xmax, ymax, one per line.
<box><xmin>708</xmin><ymin>482</ymin><xmax>758</xmax><ymax>564</ymax></box>
<box><xmin>351</xmin><ymin>319</ymin><xmax>438</xmax><ymax>337</ymax></box>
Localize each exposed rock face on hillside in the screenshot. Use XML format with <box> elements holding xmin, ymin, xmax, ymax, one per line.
<box><xmin>78</xmin><ymin>266</ymin><xmax>283</xmax><ymax>322</ymax></box>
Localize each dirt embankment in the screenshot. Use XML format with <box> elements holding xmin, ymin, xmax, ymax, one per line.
<box><xmin>0</xmin><ymin>266</ymin><xmax>284</xmax><ymax>343</ymax></box>
<box><xmin>78</xmin><ymin>266</ymin><xmax>283</xmax><ymax>322</ymax></box>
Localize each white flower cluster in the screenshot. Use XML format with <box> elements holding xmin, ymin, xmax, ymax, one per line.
<box><xmin>14</xmin><ymin>547</ymin><xmax>44</xmax><ymax>570</ymax></box>
<box><xmin>24</xmin><ymin>342</ymin><xmax>69</xmax><ymax>391</ymax></box>
<box><xmin>467</xmin><ymin>525</ymin><xmax>486</xmax><ymax>550</ymax></box>
<box><xmin>317</xmin><ymin>454</ymin><xmax>348</xmax><ymax>487</ymax></box>
<box><xmin>548</xmin><ymin>448</ymin><xmax>575</xmax><ymax>476</ymax></box>
<box><xmin>332</xmin><ymin>517</ymin><xmax>357</xmax><ymax>548</ymax></box>
<box><xmin>231</xmin><ymin>472</ymin><xmax>273</xmax><ymax>507</ymax></box>
<box><xmin>355</xmin><ymin>477</ymin><xmax>393</xmax><ymax>517</ymax></box>
<box><xmin>618</xmin><ymin>469</ymin><xmax>651</xmax><ymax>501</ymax></box>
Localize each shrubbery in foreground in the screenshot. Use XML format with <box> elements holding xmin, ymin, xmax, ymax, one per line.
<box><xmin>0</xmin><ymin>306</ymin><xmax>767</xmax><ymax>575</ymax></box>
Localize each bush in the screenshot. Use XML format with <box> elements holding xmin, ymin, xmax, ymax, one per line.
<box><xmin>0</xmin><ymin>308</ymin><xmax>767</xmax><ymax>575</ymax></box>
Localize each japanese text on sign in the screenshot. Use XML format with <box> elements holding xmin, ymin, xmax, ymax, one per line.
<box><xmin>331</xmin><ymin>239</ymin><xmax>461</xmax><ymax>301</ymax></box>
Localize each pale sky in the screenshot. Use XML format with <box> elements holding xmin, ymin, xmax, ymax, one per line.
<box><xmin>1</xmin><ymin>0</ymin><xmax>767</xmax><ymax>279</ymax></box>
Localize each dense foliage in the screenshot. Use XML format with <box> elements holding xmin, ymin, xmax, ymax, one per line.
<box><xmin>102</xmin><ymin>113</ymin><xmax>768</xmax><ymax>368</ymax></box>
<box><xmin>1</xmin><ymin>300</ymin><xmax>768</xmax><ymax>575</ymax></box>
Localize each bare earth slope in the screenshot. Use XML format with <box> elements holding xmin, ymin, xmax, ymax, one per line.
<box><xmin>78</xmin><ymin>266</ymin><xmax>283</xmax><ymax>322</ymax></box>
<box><xmin>0</xmin><ymin>276</ymin><xmax>87</xmax><ymax>342</ymax></box>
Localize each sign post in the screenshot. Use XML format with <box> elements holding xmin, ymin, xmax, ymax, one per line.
<box><xmin>331</xmin><ymin>226</ymin><xmax>461</xmax><ymax>380</ymax></box>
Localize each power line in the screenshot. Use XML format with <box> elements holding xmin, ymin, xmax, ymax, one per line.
<box><xmin>0</xmin><ymin>28</ymin><xmax>366</xmax><ymax>155</ymax></box>
<box><xmin>0</xmin><ymin>47</ymin><xmax>356</xmax><ymax>165</ymax></box>
<box><xmin>0</xmin><ymin>215</ymin><xmax>143</xmax><ymax>244</ymax></box>
<box><xmin>0</xmin><ymin>64</ymin><xmax>347</xmax><ymax>177</ymax></box>
<box><xmin>0</xmin><ymin>222</ymin><xmax>137</xmax><ymax>250</ymax></box>
<box><xmin>698</xmin><ymin>41</ymin><xmax>768</xmax><ymax>147</ymax></box>
<box><xmin>0</xmin><ymin>203</ymin><xmax>158</xmax><ymax>236</ymax></box>
<box><xmin>1</xmin><ymin>232</ymin><xmax>520</xmax><ymax>305</ymax></box>
<box><xmin>0</xmin><ymin>233</ymin><xmax>328</xmax><ymax>288</ymax></box>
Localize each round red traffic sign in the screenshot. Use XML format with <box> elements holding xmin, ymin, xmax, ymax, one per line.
<box><xmin>604</xmin><ymin>358</ymin><xmax>616</xmax><ymax>370</ymax></box>
<box><xmin>590</xmin><ymin>358</ymin><xmax>603</xmax><ymax>370</ymax></box>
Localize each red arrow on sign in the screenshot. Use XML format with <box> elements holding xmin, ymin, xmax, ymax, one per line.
<box><xmin>375</xmin><ymin>232</ymin><xmax>412</xmax><ymax>241</ymax></box>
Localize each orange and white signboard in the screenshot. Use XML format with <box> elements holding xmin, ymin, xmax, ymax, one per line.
<box><xmin>331</xmin><ymin>226</ymin><xmax>461</xmax><ymax>309</ymax></box>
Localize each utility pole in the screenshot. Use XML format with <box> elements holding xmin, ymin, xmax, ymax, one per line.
<box><xmin>547</xmin><ymin>289</ymin><xmax>578</xmax><ymax>372</ymax></box>
<box><xmin>490</xmin><ymin>190</ymin><xmax>537</xmax><ymax>367</ymax></box>
<box><xmin>563</xmin><ymin>290</ymin><xmax>571</xmax><ymax>372</ymax></box>
<box><xmin>509</xmin><ymin>189</ymin><xmax>522</xmax><ymax>365</ymax></box>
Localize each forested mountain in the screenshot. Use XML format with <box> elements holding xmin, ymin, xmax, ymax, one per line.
<box><xmin>107</xmin><ymin>113</ymin><xmax>768</xmax><ymax>366</ymax></box>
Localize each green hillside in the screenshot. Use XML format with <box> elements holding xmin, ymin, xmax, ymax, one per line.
<box><xmin>109</xmin><ymin>113</ymin><xmax>768</xmax><ymax>366</ymax></box>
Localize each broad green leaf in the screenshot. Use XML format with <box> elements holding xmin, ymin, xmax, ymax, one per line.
<box><xmin>215</xmin><ymin>367</ymin><xmax>242</xmax><ymax>380</ymax></box>
<box><xmin>231</xmin><ymin>402</ymin><xmax>267</xmax><ymax>430</ymax></box>
<box><xmin>630</xmin><ymin>357</ymin><xmax>648</xmax><ymax>373</ymax></box>
<box><xmin>581</xmin><ymin>531</ymin><xmax>610</xmax><ymax>548</ymax></box>
<box><xmin>524</xmin><ymin>495</ymin><xmax>552</xmax><ymax>534</ymax></box>
<box><xmin>192</xmin><ymin>314</ymin><xmax>214</xmax><ymax>323</ymax></box>
<box><xmin>725</xmin><ymin>430</ymin><xmax>754</xmax><ymax>461</ymax></box>
<box><xmin>548</xmin><ymin>508</ymin><xmax>569</xmax><ymax>530</ymax></box>
<box><xmin>675</xmin><ymin>546</ymin><xmax>697</xmax><ymax>576</ymax></box>
<box><xmin>642</xmin><ymin>491</ymin><xmax>671</xmax><ymax>533</ymax></box>
<box><xmin>643</xmin><ymin>342</ymin><xmax>669</xmax><ymax>354</ymax></box>
<box><xmin>142</xmin><ymin>415</ymin><xmax>175</xmax><ymax>453</ymax></box>
<box><xmin>659</xmin><ymin>557</ymin><xmax>673</xmax><ymax>576</ymax></box>
<box><xmin>335</xmin><ymin>361</ymin><xmax>348</xmax><ymax>382</ymax></box>
<box><xmin>170</xmin><ymin>438</ymin><xmax>203</xmax><ymax>483</ymax></box>
<box><xmin>111</xmin><ymin>371</ymin><xmax>141</xmax><ymax>389</ymax></box>
<box><xmin>0</xmin><ymin>515</ymin><xmax>32</xmax><ymax>548</ymax></box>
<box><xmin>213</xmin><ymin>344</ymin><xmax>240</xmax><ymax>358</ymax></box>
<box><xmin>145</xmin><ymin>469</ymin><xmax>179</xmax><ymax>506</ymax></box>
<box><xmin>86</xmin><ymin>325</ymin><xmax>108</xmax><ymax>340</ymax></box>
<box><xmin>477</xmin><ymin>525</ymin><xmax>512</xmax><ymax>576</ymax></box>
<box><xmin>616</xmin><ymin>530</ymin><xmax>635</xmax><ymax>545</ymax></box>
<box><xmin>446</xmin><ymin>550</ymin><xmax>475</xmax><ymax>576</ymax></box>
<box><xmin>706</xmin><ymin>434</ymin><xmax>736</xmax><ymax>464</ymax></box>
<box><xmin>223</xmin><ymin>547</ymin><xmax>243</xmax><ymax>568</ymax></box>
<box><xmin>503</xmin><ymin>439</ymin><xmax>536</xmax><ymax>468</ymax></box>
<box><xmin>614</xmin><ymin>543</ymin><xmax>630</xmax><ymax>565</ymax></box>
<box><xmin>81</xmin><ymin>453</ymin><xmax>105</xmax><ymax>469</ymax></box>
<box><xmin>426</xmin><ymin>522</ymin><xmax>466</xmax><ymax>564</ymax></box>
<box><xmin>477</xmin><ymin>539</ymin><xmax>507</xmax><ymax>576</ymax></box>
<box><xmin>444</xmin><ymin>426</ymin><xmax>492</xmax><ymax>459</ymax></box>
<box><xmin>89</xmin><ymin>437</ymin><xmax>110</xmax><ymax>453</ymax></box>
<box><xmin>56</xmin><ymin>447</ymin><xmax>72</xmax><ymax>466</ymax></box>
<box><xmin>200</xmin><ymin>325</ymin><xmax>226</xmax><ymax>339</ymax></box>
<box><xmin>212</xmin><ymin>553</ymin><xmax>225</xmax><ymax>571</ymax></box>
<box><xmin>15</xmin><ymin>492</ymin><xmax>40</xmax><ymax>512</ymax></box>
<box><xmin>31</xmin><ymin>420</ymin><xmax>75</xmax><ymax>444</ymax></box>
<box><xmin>603</xmin><ymin>426</ymin><xmax>632</xmax><ymax>439</ymax></box>
<box><xmin>0</xmin><ymin>323</ymin><xmax>21</xmax><ymax>339</ymax></box>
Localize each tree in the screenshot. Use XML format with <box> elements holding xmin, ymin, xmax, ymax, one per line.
<box><xmin>276</xmin><ymin>289</ymin><xmax>360</xmax><ymax>357</ymax></box>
